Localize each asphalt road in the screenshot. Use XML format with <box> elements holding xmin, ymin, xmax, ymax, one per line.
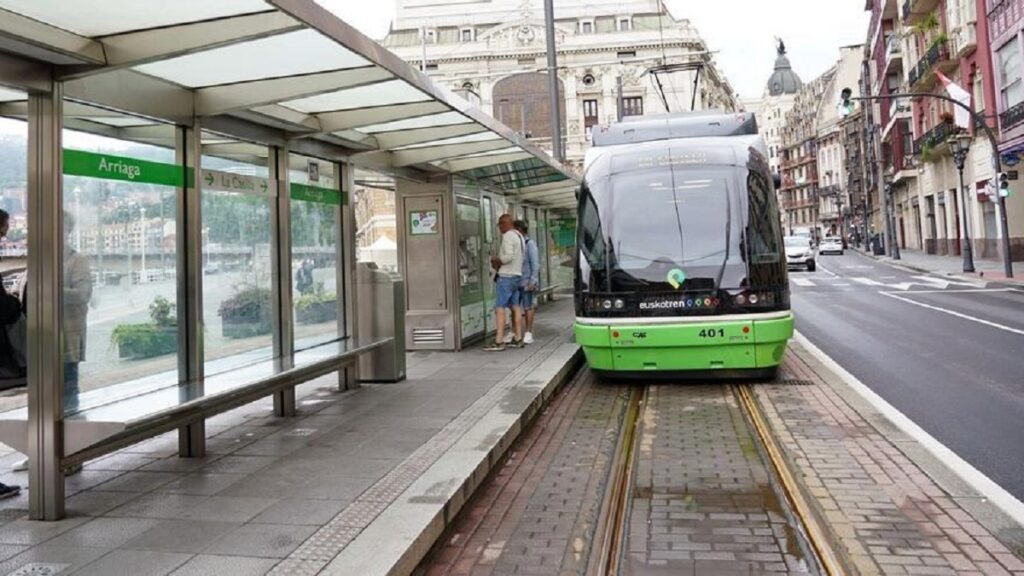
<box><xmin>790</xmin><ymin>250</ymin><xmax>1024</xmax><ymax>501</ymax></box>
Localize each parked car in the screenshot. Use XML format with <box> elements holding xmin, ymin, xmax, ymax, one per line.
<box><xmin>784</xmin><ymin>235</ymin><xmax>816</xmax><ymax>272</ymax></box>
<box><xmin>819</xmin><ymin>236</ymin><xmax>844</xmax><ymax>255</ymax></box>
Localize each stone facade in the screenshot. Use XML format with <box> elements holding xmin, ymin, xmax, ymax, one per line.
<box><xmin>383</xmin><ymin>0</ymin><xmax>738</xmax><ymax>171</ymax></box>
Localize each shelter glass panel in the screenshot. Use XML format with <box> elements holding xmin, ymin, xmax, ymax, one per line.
<box><xmin>0</xmin><ymin>115</ymin><xmax>28</xmax><ymax>396</ymax></box>
<box><xmin>353</xmin><ymin>170</ymin><xmax>397</xmax><ymax>273</ymax></box>
<box><xmin>454</xmin><ymin>179</ymin><xmax>485</xmax><ymax>342</ymax></box>
<box><xmin>59</xmin><ymin>117</ymin><xmax>179</xmax><ymax>415</ymax></box>
<box><xmin>201</xmin><ymin>135</ymin><xmax>274</xmax><ymax>374</ymax></box>
<box><xmin>290</xmin><ymin>154</ymin><xmax>343</xmax><ymax>351</ymax></box>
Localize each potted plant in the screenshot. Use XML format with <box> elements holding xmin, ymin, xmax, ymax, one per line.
<box><xmin>295</xmin><ymin>282</ymin><xmax>337</xmax><ymax>325</ymax></box>
<box><xmin>218</xmin><ymin>285</ymin><xmax>272</xmax><ymax>338</ymax></box>
<box><xmin>110</xmin><ymin>296</ymin><xmax>177</xmax><ymax>360</ymax></box>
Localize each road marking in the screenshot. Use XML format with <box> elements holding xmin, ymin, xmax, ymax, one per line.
<box><xmin>910</xmin><ymin>275</ymin><xmax>987</xmax><ymax>289</ymax></box>
<box><xmin>878</xmin><ymin>291</ymin><xmax>1024</xmax><ymax>335</ymax></box>
<box><xmin>794</xmin><ymin>331</ymin><xmax>1024</xmax><ymax>527</ymax></box>
<box><xmin>841</xmin><ymin>265</ymin><xmax>873</xmax><ymax>270</ymax></box>
<box><xmin>832</xmin><ymin>283</ymin><xmax>851</xmax><ymax>286</ymax></box>
<box><xmin>886</xmin><ymin>288</ymin><xmax>1017</xmax><ymax>295</ymax></box>
<box><xmin>817</xmin><ymin>263</ymin><xmax>838</xmax><ymax>278</ymax></box>
<box><xmin>791</xmin><ymin>278</ymin><xmax>815</xmax><ymax>287</ymax></box>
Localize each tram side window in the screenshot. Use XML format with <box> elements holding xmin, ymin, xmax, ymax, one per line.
<box><xmin>746</xmin><ymin>171</ymin><xmax>781</xmax><ymax>263</ymax></box>
<box><xmin>578</xmin><ymin>187</ymin><xmax>605</xmax><ymax>270</ymax></box>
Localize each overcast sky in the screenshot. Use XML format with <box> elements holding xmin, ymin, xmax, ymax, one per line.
<box><xmin>319</xmin><ymin>0</ymin><xmax>871</xmax><ymax>99</ymax></box>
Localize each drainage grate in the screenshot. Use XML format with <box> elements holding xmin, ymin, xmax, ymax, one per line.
<box><xmin>780</xmin><ymin>379</ymin><xmax>814</xmax><ymax>386</ymax></box>
<box><xmin>284</xmin><ymin>428</ymin><xmax>318</xmax><ymax>437</ymax></box>
<box><xmin>7</xmin><ymin>563</ymin><xmax>71</xmax><ymax>576</ymax></box>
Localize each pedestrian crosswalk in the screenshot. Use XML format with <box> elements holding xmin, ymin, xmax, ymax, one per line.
<box><xmin>790</xmin><ymin>274</ymin><xmax>988</xmax><ymax>291</ymax></box>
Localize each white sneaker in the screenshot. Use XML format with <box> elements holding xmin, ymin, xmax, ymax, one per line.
<box><xmin>523</xmin><ymin>332</ymin><xmax>534</xmax><ymax>344</ymax></box>
<box><xmin>11</xmin><ymin>457</ymin><xmax>27</xmax><ymax>472</ymax></box>
<box><xmin>502</xmin><ymin>332</ymin><xmax>513</xmax><ymax>344</ymax></box>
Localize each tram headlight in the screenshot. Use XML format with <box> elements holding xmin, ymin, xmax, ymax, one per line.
<box><xmin>601</xmin><ymin>299</ymin><xmax>613</xmax><ymax>310</ymax></box>
<box><xmin>613</xmin><ymin>298</ymin><xmax>625</xmax><ymax>310</ymax></box>
<box><xmin>748</xmin><ymin>293</ymin><xmax>759</xmax><ymax>304</ymax></box>
<box><xmin>734</xmin><ymin>294</ymin><xmax>747</xmax><ymax>305</ymax></box>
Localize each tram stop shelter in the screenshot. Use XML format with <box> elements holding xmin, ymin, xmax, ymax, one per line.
<box><xmin>0</xmin><ymin>0</ymin><xmax>578</xmax><ymax>520</ymax></box>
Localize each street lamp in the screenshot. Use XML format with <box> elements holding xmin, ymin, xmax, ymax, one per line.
<box><xmin>947</xmin><ymin>132</ymin><xmax>975</xmax><ymax>273</ymax></box>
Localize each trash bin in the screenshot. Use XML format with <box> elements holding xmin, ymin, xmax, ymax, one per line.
<box><xmin>871</xmin><ymin>234</ymin><xmax>885</xmax><ymax>255</ymax></box>
<box><xmin>357</xmin><ymin>264</ymin><xmax>406</xmax><ymax>382</ymax></box>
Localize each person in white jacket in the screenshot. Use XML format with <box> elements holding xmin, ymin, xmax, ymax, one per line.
<box><xmin>485</xmin><ymin>214</ymin><xmax>524</xmax><ymax>351</ymax></box>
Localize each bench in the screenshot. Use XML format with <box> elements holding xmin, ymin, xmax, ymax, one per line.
<box><xmin>536</xmin><ymin>283</ymin><xmax>563</xmax><ymax>303</ymax></box>
<box><xmin>0</xmin><ymin>337</ymin><xmax>391</xmax><ymax>466</ymax></box>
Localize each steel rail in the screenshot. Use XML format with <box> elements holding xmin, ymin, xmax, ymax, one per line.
<box><xmin>736</xmin><ymin>383</ymin><xmax>846</xmax><ymax>576</ymax></box>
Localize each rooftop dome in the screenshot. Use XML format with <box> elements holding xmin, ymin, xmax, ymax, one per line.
<box><xmin>766</xmin><ymin>38</ymin><xmax>802</xmax><ymax>96</ymax></box>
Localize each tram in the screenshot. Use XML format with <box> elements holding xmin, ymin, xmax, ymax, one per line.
<box><xmin>573</xmin><ymin>112</ymin><xmax>794</xmax><ymax>378</ymax></box>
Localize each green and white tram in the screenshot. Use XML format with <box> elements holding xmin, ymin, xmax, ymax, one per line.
<box><xmin>574</xmin><ymin>112</ymin><xmax>794</xmax><ymax>378</ymax></box>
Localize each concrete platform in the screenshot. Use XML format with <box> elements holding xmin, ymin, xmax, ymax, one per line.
<box><xmin>0</xmin><ymin>299</ymin><xmax>580</xmax><ymax>576</ymax></box>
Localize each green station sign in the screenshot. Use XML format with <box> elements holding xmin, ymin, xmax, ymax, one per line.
<box><xmin>290</xmin><ymin>182</ymin><xmax>344</xmax><ymax>206</ymax></box>
<box><xmin>61</xmin><ymin>149</ymin><xmax>347</xmax><ymax>205</ymax></box>
<box><xmin>63</xmin><ymin>149</ymin><xmax>184</xmax><ymax>187</ymax></box>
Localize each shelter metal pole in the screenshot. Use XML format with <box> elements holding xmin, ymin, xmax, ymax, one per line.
<box><xmin>339</xmin><ymin>163</ymin><xmax>360</xmax><ymax>390</ymax></box>
<box><xmin>272</xmin><ymin>145</ymin><xmax>296</xmax><ymax>416</ymax></box>
<box><xmin>177</xmin><ymin>124</ymin><xmax>205</xmax><ymax>458</ymax></box>
<box><xmin>544</xmin><ymin>0</ymin><xmax>564</xmax><ymax>162</ymax></box>
<box><xmin>27</xmin><ymin>82</ymin><xmax>65</xmax><ymax>520</ymax></box>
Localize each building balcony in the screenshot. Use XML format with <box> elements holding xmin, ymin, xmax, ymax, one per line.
<box><xmin>819</xmin><ymin>184</ymin><xmax>843</xmax><ymax>197</ymax></box>
<box><xmin>913</xmin><ymin>121</ymin><xmax>954</xmax><ymax>159</ymax></box>
<box><xmin>903</xmin><ymin>0</ymin><xmax>941</xmax><ymax>24</ymax></box>
<box><xmin>884</xmin><ymin>36</ymin><xmax>904</xmax><ymax>76</ymax></box>
<box><xmin>951</xmin><ymin>22</ymin><xmax>978</xmax><ymax>58</ymax></box>
<box><xmin>908</xmin><ymin>41</ymin><xmax>954</xmax><ymax>91</ymax></box>
<box><xmin>999</xmin><ymin>100</ymin><xmax>1024</xmax><ymax>133</ymax></box>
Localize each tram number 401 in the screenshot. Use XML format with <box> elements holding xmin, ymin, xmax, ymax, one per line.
<box><xmin>698</xmin><ymin>328</ymin><xmax>725</xmax><ymax>339</ymax></box>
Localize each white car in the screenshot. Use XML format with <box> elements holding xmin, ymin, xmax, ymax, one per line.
<box><xmin>784</xmin><ymin>236</ymin><xmax>816</xmax><ymax>272</ymax></box>
<box><xmin>819</xmin><ymin>236</ymin><xmax>844</xmax><ymax>255</ymax></box>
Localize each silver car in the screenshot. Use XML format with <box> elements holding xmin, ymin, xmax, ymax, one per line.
<box><xmin>784</xmin><ymin>236</ymin><xmax>816</xmax><ymax>271</ymax></box>
<box><xmin>819</xmin><ymin>236</ymin><xmax>844</xmax><ymax>255</ymax></box>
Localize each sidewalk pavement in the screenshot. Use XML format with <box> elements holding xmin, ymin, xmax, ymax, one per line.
<box><xmin>0</xmin><ymin>299</ymin><xmax>579</xmax><ymax>576</ymax></box>
<box><xmin>762</xmin><ymin>337</ymin><xmax>1024</xmax><ymax>575</ymax></box>
<box><xmin>854</xmin><ymin>245</ymin><xmax>1024</xmax><ymax>286</ymax></box>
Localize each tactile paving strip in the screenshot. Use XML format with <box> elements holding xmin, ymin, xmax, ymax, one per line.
<box><xmin>269</xmin><ymin>334</ymin><xmax>569</xmax><ymax>575</ymax></box>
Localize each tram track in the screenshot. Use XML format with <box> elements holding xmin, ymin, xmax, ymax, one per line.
<box><xmin>588</xmin><ymin>379</ymin><xmax>845</xmax><ymax>576</ymax></box>
<box><xmin>415</xmin><ymin>366</ymin><xmax>848</xmax><ymax>576</ymax></box>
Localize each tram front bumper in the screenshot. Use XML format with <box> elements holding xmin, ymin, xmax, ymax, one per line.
<box><xmin>574</xmin><ymin>313</ymin><xmax>794</xmax><ymax>372</ymax></box>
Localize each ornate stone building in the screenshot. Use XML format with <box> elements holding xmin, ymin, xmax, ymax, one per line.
<box><xmin>383</xmin><ymin>0</ymin><xmax>739</xmax><ymax>170</ymax></box>
<box><xmin>752</xmin><ymin>41</ymin><xmax>804</xmax><ymax>176</ymax></box>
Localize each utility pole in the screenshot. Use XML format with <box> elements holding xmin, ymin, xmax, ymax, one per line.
<box><xmin>543</xmin><ymin>0</ymin><xmax>564</xmax><ymax>161</ymax></box>
<box><xmin>616</xmin><ymin>76</ymin><xmax>624</xmax><ymax>121</ymax></box>
<box><xmin>420</xmin><ymin>26</ymin><xmax>428</xmax><ymax>73</ymax></box>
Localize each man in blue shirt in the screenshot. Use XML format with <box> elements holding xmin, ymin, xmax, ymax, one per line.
<box><xmin>513</xmin><ymin>220</ymin><xmax>540</xmax><ymax>344</ymax></box>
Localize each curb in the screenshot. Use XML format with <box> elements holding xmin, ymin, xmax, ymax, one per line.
<box><xmin>321</xmin><ymin>341</ymin><xmax>583</xmax><ymax>576</ymax></box>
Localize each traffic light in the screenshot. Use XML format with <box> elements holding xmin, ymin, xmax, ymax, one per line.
<box><xmin>999</xmin><ymin>172</ymin><xmax>1013</xmax><ymax>197</ymax></box>
<box><xmin>839</xmin><ymin>88</ymin><xmax>855</xmax><ymax>117</ymax></box>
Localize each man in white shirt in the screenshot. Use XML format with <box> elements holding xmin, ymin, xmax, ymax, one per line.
<box><xmin>485</xmin><ymin>214</ymin><xmax>524</xmax><ymax>351</ymax></box>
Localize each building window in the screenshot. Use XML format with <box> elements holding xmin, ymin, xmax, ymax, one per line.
<box><xmin>997</xmin><ymin>37</ymin><xmax>1023</xmax><ymax>110</ymax></box>
<box><xmin>617</xmin><ymin>17</ymin><xmax>632</xmax><ymax>31</ymax></box>
<box><xmin>579</xmin><ymin>20</ymin><xmax>594</xmax><ymax>34</ymax></box>
<box><xmin>621</xmin><ymin>96</ymin><xmax>643</xmax><ymax>117</ymax></box>
<box><xmin>421</xmin><ymin>27</ymin><xmax>437</xmax><ymax>43</ymax></box>
<box><xmin>584</xmin><ymin>99</ymin><xmax>599</xmax><ymax>138</ymax></box>
<box><xmin>460</xmin><ymin>27</ymin><xmax>474</xmax><ymax>42</ymax></box>
<box><xmin>617</xmin><ymin>50</ymin><xmax>636</xmax><ymax>60</ymax></box>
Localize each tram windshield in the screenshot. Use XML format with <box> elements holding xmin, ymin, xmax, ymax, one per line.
<box><xmin>579</xmin><ymin>160</ymin><xmax>783</xmax><ymax>294</ymax></box>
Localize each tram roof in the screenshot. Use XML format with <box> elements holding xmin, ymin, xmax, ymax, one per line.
<box><xmin>0</xmin><ymin>0</ymin><xmax>578</xmax><ymax>207</ymax></box>
<box><xmin>592</xmin><ymin>112</ymin><xmax>758</xmax><ymax>148</ymax></box>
